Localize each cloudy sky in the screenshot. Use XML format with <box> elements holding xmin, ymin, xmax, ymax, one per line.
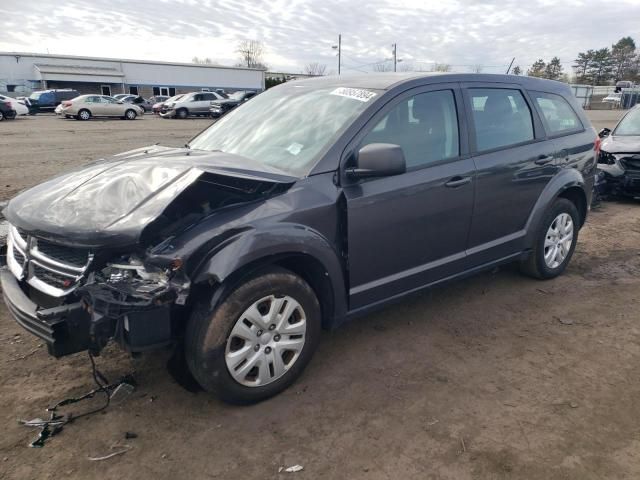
<box><xmin>1</xmin><ymin>0</ymin><xmax>639</xmax><ymax>74</ymax></box>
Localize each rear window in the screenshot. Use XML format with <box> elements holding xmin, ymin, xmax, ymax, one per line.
<box><xmin>532</xmin><ymin>92</ymin><xmax>583</xmax><ymax>135</ymax></box>
<box><xmin>469</xmin><ymin>88</ymin><xmax>534</xmax><ymax>152</ymax></box>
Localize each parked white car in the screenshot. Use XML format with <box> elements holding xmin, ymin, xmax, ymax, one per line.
<box><xmin>0</xmin><ymin>95</ymin><xmax>29</xmax><ymax>115</ymax></box>
<box><xmin>602</xmin><ymin>93</ymin><xmax>622</xmax><ymax>108</ymax></box>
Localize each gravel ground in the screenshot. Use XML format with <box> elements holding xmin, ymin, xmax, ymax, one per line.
<box><xmin>2</xmin><ymin>109</ymin><xmax>640</xmax><ymax>480</ymax></box>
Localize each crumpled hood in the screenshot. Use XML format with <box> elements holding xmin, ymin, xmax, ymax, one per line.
<box><xmin>601</xmin><ymin>135</ymin><xmax>640</xmax><ymax>154</ymax></box>
<box><xmin>3</xmin><ymin>145</ymin><xmax>296</xmax><ymax>248</ymax></box>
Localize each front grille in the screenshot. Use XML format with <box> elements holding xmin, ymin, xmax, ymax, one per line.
<box><xmin>13</xmin><ymin>248</ymin><xmax>25</xmax><ymax>266</ymax></box>
<box><xmin>32</xmin><ymin>264</ymin><xmax>75</xmax><ymax>290</ymax></box>
<box><xmin>6</xmin><ymin>225</ymin><xmax>93</xmax><ymax>297</ymax></box>
<box><xmin>36</xmin><ymin>239</ymin><xmax>89</xmax><ymax>267</ymax></box>
<box><xmin>620</xmin><ymin>155</ymin><xmax>640</xmax><ymax>172</ymax></box>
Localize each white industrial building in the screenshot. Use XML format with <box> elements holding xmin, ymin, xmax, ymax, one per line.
<box><xmin>0</xmin><ymin>52</ymin><xmax>265</xmax><ymax>97</ymax></box>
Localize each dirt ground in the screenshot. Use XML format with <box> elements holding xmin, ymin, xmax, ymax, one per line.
<box><xmin>2</xmin><ymin>110</ymin><xmax>640</xmax><ymax>480</ymax></box>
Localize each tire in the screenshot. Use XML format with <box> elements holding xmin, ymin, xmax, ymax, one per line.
<box><xmin>520</xmin><ymin>198</ymin><xmax>580</xmax><ymax>280</ymax></box>
<box><xmin>77</xmin><ymin>109</ymin><xmax>91</xmax><ymax>121</ymax></box>
<box><xmin>124</xmin><ymin>109</ymin><xmax>137</xmax><ymax>120</ymax></box>
<box><xmin>185</xmin><ymin>267</ymin><xmax>321</xmax><ymax>404</ymax></box>
<box><xmin>0</xmin><ymin>111</ymin><xmax>4</xmax><ymax>121</ymax></box>
<box><xmin>176</xmin><ymin>108</ymin><xmax>188</xmax><ymax>119</ymax></box>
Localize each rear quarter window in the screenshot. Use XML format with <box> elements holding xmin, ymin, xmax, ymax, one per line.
<box><xmin>531</xmin><ymin>91</ymin><xmax>583</xmax><ymax>135</ymax></box>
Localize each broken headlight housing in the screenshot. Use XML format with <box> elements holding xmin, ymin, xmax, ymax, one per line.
<box><xmin>103</xmin><ymin>256</ymin><xmax>169</xmax><ymax>293</ymax></box>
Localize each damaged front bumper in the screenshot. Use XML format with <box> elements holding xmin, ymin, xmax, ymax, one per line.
<box><xmin>1</xmin><ymin>268</ymin><xmax>88</xmax><ymax>357</ymax></box>
<box><xmin>1</xmin><ymin>263</ymin><xmax>187</xmax><ymax>358</ymax></box>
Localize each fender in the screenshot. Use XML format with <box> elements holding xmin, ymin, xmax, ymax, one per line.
<box><xmin>192</xmin><ymin>223</ymin><xmax>349</xmax><ymax>323</ymax></box>
<box><xmin>524</xmin><ymin>167</ymin><xmax>587</xmax><ymax>247</ymax></box>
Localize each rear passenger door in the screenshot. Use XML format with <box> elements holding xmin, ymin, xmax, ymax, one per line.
<box><xmin>462</xmin><ymin>84</ymin><xmax>558</xmax><ymax>265</ymax></box>
<box><xmin>343</xmin><ymin>85</ymin><xmax>476</xmax><ymax>309</ymax></box>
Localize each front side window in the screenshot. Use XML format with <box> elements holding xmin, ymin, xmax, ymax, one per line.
<box><xmin>533</xmin><ymin>92</ymin><xmax>582</xmax><ymax>135</ymax></box>
<box><xmin>361</xmin><ymin>90</ymin><xmax>459</xmax><ymax>168</ymax></box>
<box><xmin>614</xmin><ymin>107</ymin><xmax>640</xmax><ymax>136</ymax></box>
<box><xmin>190</xmin><ymin>85</ymin><xmax>377</xmax><ymax>177</ymax></box>
<box><xmin>470</xmin><ymin>88</ymin><xmax>534</xmax><ymax>152</ymax></box>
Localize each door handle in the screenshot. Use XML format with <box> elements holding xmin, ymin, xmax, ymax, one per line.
<box><xmin>444</xmin><ymin>176</ymin><xmax>472</xmax><ymax>188</ymax></box>
<box><xmin>535</xmin><ymin>154</ymin><xmax>554</xmax><ymax>165</ymax></box>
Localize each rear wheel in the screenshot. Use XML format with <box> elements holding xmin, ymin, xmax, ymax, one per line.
<box><xmin>77</xmin><ymin>109</ymin><xmax>91</xmax><ymax>121</ymax></box>
<box><xmin>520</xmin><ymin>198</ymin><xmax>579</xmax><ymax>279</ymax></box>
<box><xmin>124</xmin><ymin>109</ymin><xmax>137</xmax><ymax>120</ymax></box>
<box><xmin>185</xmin><ymin>267</ymin><xmax>321</xmax><ymax>404</ymax></box>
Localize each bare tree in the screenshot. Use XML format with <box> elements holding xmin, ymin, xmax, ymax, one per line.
<box><xmin>398</xmin><ymin>62</ymin><xmax>414</xmax><ymax>72</ymax></box>
<box><xmin>471</xmin><ymin>64</ymin><xmax>483</xmax><ymax>73</ymax></box>
<box><xmin>304</xmin><ymin>62</ymin><xmax>327</xmax><ymax>76</ymax></box>
<box><xmin>512</xmin><ymin>65</ymin><xmax>522</xmax><ymax>75</ymax></box>
<box><xmin>373</xmin><ymin>62</ymin><xmax>393</xmax><ymax>72</ymax></box>
<box><xmin>192</xmin><ymin>56</ymin><xmax>214</xmax><ymax>64</ymax></box>
<box><xmin>432</xmin><ymin>63</ymin><xmax>452</xmax><ymax>72</ymax></box>
<box><xmin>236</xmin><ymin>40</ymin><xmax>267</xmax><ymax>69</ymax></box>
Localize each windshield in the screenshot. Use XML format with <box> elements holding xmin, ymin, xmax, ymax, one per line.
<box><xmin>29</xmin><ymin>92</ymin><xmax>43</xmax><ymax>100</ymax></box>
<box><xmin>189</xmin><ymin>85</ymin><xmax>378</xmax><ymax>176</ymax></box>
<box><xmin>614</xmin><ymin>108</ymin><xmax>640</xmax><ymax>136</ymax></box>
<box><xmin>166</xmin><ymin>94</ymin><xmax>184</xmax><ymax>102</ymax></box>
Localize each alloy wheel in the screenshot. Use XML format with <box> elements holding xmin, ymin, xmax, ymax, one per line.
<box><xmin>225</xmin><ymin>295</ymin><xmax>307</xmax><ymax>387</ymax></box>
<box><xmin>544</xmin><ymin>213</ymin><xmax>574</xmax><ymax>269</ymax></box>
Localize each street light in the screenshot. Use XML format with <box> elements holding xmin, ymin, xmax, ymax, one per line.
<box><xmin>332</xmin><ymin>34</ymin><xmax>341</xmax><ymax>75</ymax></box>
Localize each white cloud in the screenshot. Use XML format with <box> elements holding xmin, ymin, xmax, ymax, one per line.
<box><xmin>0</xmin><ymin>0</ymin><xmax>638</xmax><ymax>74</ymax></box>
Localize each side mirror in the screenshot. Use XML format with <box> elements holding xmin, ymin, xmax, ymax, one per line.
<box><xmin>347</xmin><ymin>143</ymin><xmax>406</xmax><ymax>178</ymax></box>
<box><xmin>598</xmin><ymin>127</ymin><xmax>611</xmax><ymax>138</ymax></box>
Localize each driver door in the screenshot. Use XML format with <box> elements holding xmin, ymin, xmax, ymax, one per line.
<box><xmin>342</xmin><ymin>85</ymin><xmax>476</xmax><ymax>309</ymax></box>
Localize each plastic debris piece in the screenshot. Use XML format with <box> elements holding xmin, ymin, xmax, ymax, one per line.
<box><xmin>284</xmin><ymin>465</ymin><xmax>304</xmax><ymax>473</ymax></box>
<box><xmin>88</xmin><ymin>445</ymin><xmax>131</xmax><ymax>461</ymax></box>
<box><xmin>110</xmin><ymin>383</ymin><xmax>135</xmax><ymax>404</ymax></box>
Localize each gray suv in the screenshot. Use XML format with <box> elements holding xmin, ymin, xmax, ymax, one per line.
<box><xmin>1</xmin><ymin>73</ymin><xmax>597</xmax><ymax>404</ymax></box>
<box><xmin>160</xmin><ymin>91</ymin><xmax>227</xmax><ymax>118</ymax></box>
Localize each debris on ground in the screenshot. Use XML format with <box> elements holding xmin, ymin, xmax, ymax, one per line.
<box><xmin>124</xmin><ymin>432</ymin><xmax>138</xmax><ymax>440</ymax></box>
<box><xmin>88</xmin><ymin>444</ymin><xmax>132</xmax><ymax>461</ymax></box>
<box><xmin>18</xmin><ymin>352</ymin><xmax>135</xmax><ymax>448</ymax></box>
<box><xmin>554</xmin><ymin>316</ymin><xmax>574</xmax><ymax>326</ymax></box>
<box><xmin>279</xmin><ymin>465</ymin><xmax>304</xmax><ymax>473</ymax></box>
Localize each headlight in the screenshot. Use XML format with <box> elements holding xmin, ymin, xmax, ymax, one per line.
<box><xmin>598</xmin><ymin>151</ymin><xmax>616</xmax><ymax>165</ymax></box>
<box><xmin>103</xmin><ymin>256</ymin><xmax>168</xmax><ymax>286</ymax></box>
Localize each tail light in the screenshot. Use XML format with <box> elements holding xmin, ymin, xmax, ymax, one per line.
<box><xmin>594</xmin><ymin>136</ymin><xmax>601</xmax><ymax>156</ymax></box>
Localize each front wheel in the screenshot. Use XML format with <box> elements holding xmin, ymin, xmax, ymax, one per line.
<box><xmin>185</xmin><ymin>267</ymin><xmax>321</xmax><ymax>404</ymax></box>
<box><xmin>0</xmin><ymin>110</ymin><xmax>4</xmax><ymax>121</ymax></box>
<box><xmin>124</xmin><ymin>109</ymin><xmax>137</xmax><ymax>120</ymax></box>
<box><xmin>176</xmin><ymin>108</ymin><xmax>188</xmax><ymax>119</ymax></box>
<box><xmin>520</xmin><ymin>198</ymin><xmax>580</xmax><ymax>279</ymax></box>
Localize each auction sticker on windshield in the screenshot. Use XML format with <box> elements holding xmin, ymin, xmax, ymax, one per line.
<box><xmin>330</xmin><ymin>87</ymin><xmax>377</xmax><ymax>102</ymax></box>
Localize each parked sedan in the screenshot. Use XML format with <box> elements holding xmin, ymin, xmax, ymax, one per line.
<box><xmin>209</xmin><ymin>90</ymin><xmax>257</xmax><ymax>118</ymax></box>
<box><xmin>60</xmin><ymin>95</ymin><xmax>144</xmax><ymax>120</ymax></box>
<box><xmin>0</xmin><ymin>100</ymin><xmax>16</xmax><ymax>121</ymax></box>
<box><xmin>115</xmin><ymin>95</ymin><xmax>155</xmax><ymax>112</ymax></box>
<box><xmin>153</xmin><ymin>94</ymin><xmax>180</xmax><ymax>114</ymax></box>
<box><xmin>0</xmin><ymin>95</ymin><xmax>29</xmax><ymax>116</ymax></box>
<box><xmin>597</xmin><ymin>105</ymin><xmax>640</xmax><ymax>198</ymax></box>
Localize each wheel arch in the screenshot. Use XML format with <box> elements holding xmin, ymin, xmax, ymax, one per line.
<box><xmin>524</xmin><ymin>168</ymin><xmax>589</xmax><ymax>247</ymax></box>
<box><xmin>189</xmin><ymin>227</ymin><xmax>348</xmax><ymax>330</ymax></box>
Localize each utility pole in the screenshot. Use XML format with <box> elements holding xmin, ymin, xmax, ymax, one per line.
<box><xmin>332</xmin><ymin>34</ymin><xmax>342</xmax><ymax>75</ymax></box>
<box><xmin>337</xmin><ymin>34</ymin><xmax>341</xmax><ymax>75</ymax></box>
<box><xmin>506</xmin><ymin>57</ymin><xmax>515</xmax><ymax>74</ymax></box>
<box><xmin>392</xmin><ymin>43</ymin><xmax>397</xmax><ymax>72</ymax></box>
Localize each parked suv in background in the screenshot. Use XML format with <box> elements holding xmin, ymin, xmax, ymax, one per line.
<box><xmin>1</xmin><ymin>74</ymin><xmax>596</xmax><ymax>404</ymax></box>
<box><xmin>209</xmin><ymin>90</ymin><xmax>257</xmax><ymax>118</ymax></box>
<box><xmin>160</xmin><ymin>91</ymin><xmax>227</xmax><ymax>118</ymax></box>
<box><xmin>27</xmin><ymin>89</ymin><xmax>79</xmax><ymax>114</ymax></box>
